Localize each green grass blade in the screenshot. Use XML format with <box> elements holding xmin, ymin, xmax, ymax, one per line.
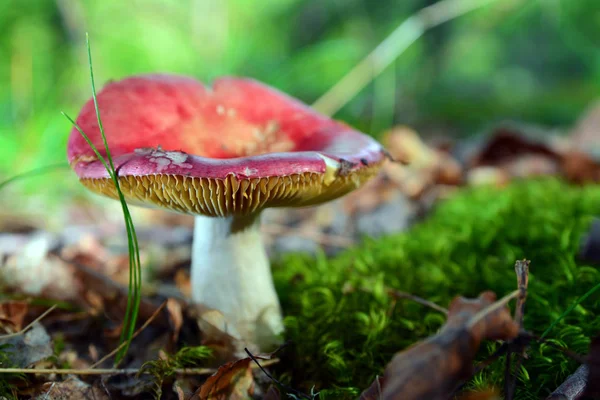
<box><xmin>61</xmin><ymin>33</ymin><xmax>143</xmax><ymax>364</ymax></box>
<box><xmin>0</xmin><ymin>163</ymin><xmax>69</xmax><ymax>191</ymax></box>
<box><xmin>541</xmin><ymin>281</ymin><xmax>600</xmax><ymax>339</ymax></box>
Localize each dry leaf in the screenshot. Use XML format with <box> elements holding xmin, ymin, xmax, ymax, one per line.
<box><xmin>37</xmin><ymin>377</ymin><xmax>109</xmax><ymax>400</ymax></box>
<box><xmin>0</xmin><ymin>300</ymin><xmax>28</xmax><ymax>333</ymax></box>
<box><xmin>0</xmin><ymin>233</ymin><xmax>79</xmax><ymax>300</ymax></box>
<box><xmin>167</xmin><ymin>297</ymin><xmax>184</xmax><ymax>345</ymax></box>
<box><xmin>191</xmin><ymin>358</ymin><xmax>254</xmax><ymax>400</ymax></box>
<box><xmin>469</xmin><ymin>128</ymin><xmax>560</xmax><ymax>169</ymax></box>
<box><xmin>561</xmin><ymin>150</ymin><xmax>600</xmax><ymax>184</ymax></box>
<box><xmin>360</xmin><ymin>291</ymin><xmax>519</xmax><ymax>400</ymax></box>
<box><xmin>380</xmin><ymin>126</ymin><xmax>462</xmax><ymax>199</ymax></box>
<box><xmin>456</xmin><ymin>388</ymin><xmax>502</xmax><ymax>400</ymax></box>
<box><xmin>190</xmin><ymin>304</ymin><xmax>242</xmax><ymax>361</ymax></box>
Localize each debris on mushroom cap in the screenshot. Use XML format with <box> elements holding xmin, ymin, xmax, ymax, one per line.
<box><xmin>67</xmin><ymin>74</ymin><xmax>386</xmax><ymax>216</ymax></box>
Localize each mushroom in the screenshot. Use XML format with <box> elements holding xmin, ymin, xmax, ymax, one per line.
<box><xmin>67</xmin><ymin>75</ymin><xmax>386</xmax><ymax>351</ymax></box>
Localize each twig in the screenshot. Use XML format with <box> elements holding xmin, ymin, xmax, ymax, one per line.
<box><xmin>505</xmin><ymin>260</ymin><xmax>530</xmax><ymax>400</ymax></box>
<box><xmin>0</xmin><ymin>305</ymin><xmax>57</xmax><ymax>340</ymax></box>
<box><xmin>466</xmin><ymin>290</ymin><xmax>520</xmax><ymax>330</ymax></box>
<box><xmin>386</xmin><ymin>288</ymin><xmax>448</xmax><ymax>315</ymax></box>
<box><xmin>546</xmin><ymin>365</ymin><xmax>589</xmax><ymax>400</ymax></box>
<box><xmin>0</xmin><ymin>359</ymin><xmax>279</xmax><ymax>376</ymax></box>
<box><xmin>245</xmin><ymin>348</ymin><xmax>312</xmax><ymax>400</ymax></box>
<box><xmin>514</xmin><ymin>260</ymin><xmax>530</xmax><ymax>328</ymax></box>
<box><xmin>312</xmin><ymin>0</ymin><xmax>508</xmax><ymax>115</ymax></box>
<box><xmin>90</xmin><ymin>301</ymin><xmax>167</xmax><ymax>368</ymax></box>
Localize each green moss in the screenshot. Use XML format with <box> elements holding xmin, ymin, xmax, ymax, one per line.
<box><xmin>272</xmin><ymin>178</ymin><xmax>600</xmax><ymax>399</ymax></box>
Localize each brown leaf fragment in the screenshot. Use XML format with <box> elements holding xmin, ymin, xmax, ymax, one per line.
<box><xmin>365</xmin><ymin>291</ymin><xmax>519</xmax><ymax>400</ymax></box>
<box><xmin>380</xmin><ymin>126</ymin><xmax>463</xmax><ymax>199</ymax></box>
<box><xmin>167</xmin><ymin>297</ymin><xmax>184</xmax><ymax>345</ymax></box>
<box><xmin>191</xmin><ymin>357</ymin><xmax>254</xmax><ymax>400</ymax></box>
<box><xmin>37</xmin><ymin>377</ymin><xmax>110</xmax><ymax>400</ymax></box>
<box><xmin>561</xmin><ymin>150</ymin><xmax>600</xmax><ymax>184</ymax></box>
<box><xmin>359</xmin><ymin>376</ymin><xmax>385</xmax><ymax>400</ymax></box>
<box><xmin>456</xmin><ymin>387</ymin><xmax>502</xmax><ymax>400</ymax></box>
<box><xmin>0</xmin><ymin>300</ymin><xmax>28</xmax><ymax>333</ymax></box>
<box><xmin>469</xmin><ymin>128</ymin><xmax>561</xmax><ymax>168</ymax></box>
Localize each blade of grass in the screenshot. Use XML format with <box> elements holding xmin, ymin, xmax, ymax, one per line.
<box><xmin>312</xmin><ymin>0</ymin><xmax>517</xmax><ymax>116</ymax></box>
<box><xmin>540</xmin><ymin>281</ymin><xmax>600</xmax><ymax>339</ymax></box>
<box><xmin>61</xmin><ymin>33</ymin><xmax>142</xmax><ymax>364</ymax></box>
<box><xmin>0</xmin><ymin>163</ymin><xmax>69</xmax><ymax>191</ymax></box>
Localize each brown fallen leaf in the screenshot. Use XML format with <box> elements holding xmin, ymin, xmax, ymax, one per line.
<box><xmin>0</xmin><ymin>300</ymin><xmax>28</xmax><ymax>333</ymax></box>
<box><xmin>191</xmin><ymin>357</ymin><xmax>254</xmax><ymax>400</ymax></box>
<box><xmin>456</xmin><ymin>388</ymin><xmax>502</xmax><ymax>400</ymax></box>
<box><xmin>469</xmin><ymin>128</ymin><xmax>561</xmax><ymax>169</ymax></box>
<box><xmin>360</xmin><ymin>291</ymin><xmax>520</xmax><ymax>400</ymax></box>
<box><xmin>0</xmin><ymin>233</ymin><xmax>79</xmax><ymax>301</ymax></box>
<box><xmin>37</xmin><ymin>377</ymin><xmax>110</xmax><ymax>400</ymax></box>
<box><xmin>381</xmin><ymin>126</ymin><xmax>462</xmax><ymax>199</ymax></box>
<box><xmin>561</xmin><ymin>149</ymin><xmax>600</xmax><ymax>184</ymax></box>
<box><xmin>167</xmin><ymin>298</ymin><xmax>184</xmax><ymax>346</ymax></box>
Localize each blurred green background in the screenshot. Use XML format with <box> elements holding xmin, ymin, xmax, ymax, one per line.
<box><xmin>0</xmin><ymin>0</ymin><xmax>599</xmax><ymax>214</ymax></box>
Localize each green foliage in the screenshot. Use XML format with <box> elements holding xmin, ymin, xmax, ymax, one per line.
<box><xmin>1</xmin><ymin>0</ymin><xmax>599</xmax><ymax>186</ymax></box>
<box><xmin>0</xmin><ymin>344</ymin><xmax>25</xmax><ymax>399</ymax></box>
<box><xmin>140</xmin><ymin>346</ymin><xmax>213</xmax><ymax>399</ymax></box>
<box><xmin>273</xmin><ymin>179</ymin><xmax>600</xmax><ymax>398</ymax></box>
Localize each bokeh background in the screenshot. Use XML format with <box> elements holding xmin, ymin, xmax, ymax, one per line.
<box><xmin>1</xmin><ymin>0</ymin><xmax>599</xmax><ymax>223</ymax></box>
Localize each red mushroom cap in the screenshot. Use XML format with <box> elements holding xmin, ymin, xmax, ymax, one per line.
<box><xmin>68</xmin><ymin>74</ymin><xmax>386</xmax><ymax>216</ymax></box>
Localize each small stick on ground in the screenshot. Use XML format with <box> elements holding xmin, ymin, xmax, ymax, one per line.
<box><xmin>505</xmin><ymin>259</ymin><xmax>530</xmax><ymax>400</ymax></box>
<box><xmin>0</xmin><ymin>359</ymin><xmax>279</xmax><ymax>377</ymax></box>
<box><xmin>466</xmin><ymin>289</ymin><xmax>520</xmax><ymax>330</ymax></box>
<box><xmin>245</xmin><ymin>348</ymin><xmax>312</xmax><ymax>399</ymax></box>
<box><xmin>546</xmin><ymin>365</ymin><xmax>589</xmax><ymax>400</ymax></box>
<box><xmin>387</xmin><ymin>288</ymin><xmax>449</xmax><ymax>315</ymax></box>
<box><xmin>90</xmin><ymin>300</ymin><xmax>168</xmax><ymax>368</ymax></box>
<box><xmin>0</xmin><ymin>305</ymin><xmax>57</xmax><ymax>340</ymax></box>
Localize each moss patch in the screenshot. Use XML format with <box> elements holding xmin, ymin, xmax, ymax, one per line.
<box><xmin>272</xmin><ymin>178</ymin><xmax>600</xmax><ymax>399</ymax></box>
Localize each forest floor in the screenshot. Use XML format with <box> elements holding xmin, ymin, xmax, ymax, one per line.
<box><xmin>2</xmin><ymin>103</ymin><xmax>600</xmax><ymax>399</ymax></box>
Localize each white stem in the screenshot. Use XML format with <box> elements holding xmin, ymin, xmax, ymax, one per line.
<box><xmin>190</xmin><ymin>214</ymin><xmax>283</xmax><ymax>351</ymax></box>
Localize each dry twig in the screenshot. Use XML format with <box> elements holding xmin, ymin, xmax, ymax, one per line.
<box><xmin>0</xmin><ymin>359</ymin><xmax>279</xmax><ymax>377</ymax></box>
<box><xmin>0</xmin><ymin>305</ymin><xmax>57</xmax><ymax>340</ymax></box>
<box><xmin>90</xmin><ymin>300</ymin><xmax>167</xmax><ymax>368</ymax></box>
<box><xmin>387</xmin><ymin>288</ymin><xmax>449</xmax><ymax>315</ymax></box>
<box><xmin>505</xmin><ymin>259</ymin><xmax>530</xmax><ymax>400</ymax></box>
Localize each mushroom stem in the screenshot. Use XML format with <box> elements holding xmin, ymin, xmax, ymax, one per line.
<box><xmin>190</xmin><ymin>214</ymin><xmax>283</xmax><ymax>351</ymax></box>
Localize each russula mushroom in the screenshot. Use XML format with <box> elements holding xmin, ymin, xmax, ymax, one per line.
<box><xmin>67</xmin><ymin>74</ymin><xmax>386</xmax><ymax>351</ymax></box>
